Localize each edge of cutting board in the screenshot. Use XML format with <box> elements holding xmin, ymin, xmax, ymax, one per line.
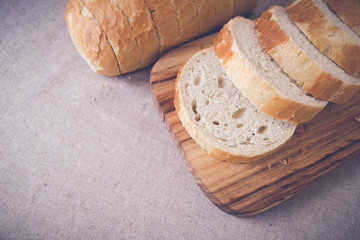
<box><xmin>150</xmin><ymin>33</ymin><xmax>360</xmax><ymax>216</ymax></box>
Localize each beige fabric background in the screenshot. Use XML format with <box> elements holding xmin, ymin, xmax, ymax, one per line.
<box><xmin>0</xmin><ymin>0</ymin><xmax>359</xmax><ymax>239</ymax></box>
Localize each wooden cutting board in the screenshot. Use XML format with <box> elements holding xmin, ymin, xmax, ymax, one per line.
<box><xmin>150</xmin><ymin>33</ymin><xmax>360</xmax><ymax>216</ymax></box>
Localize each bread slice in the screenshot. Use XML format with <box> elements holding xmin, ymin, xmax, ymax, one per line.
<box><xmin>174</xmin><ymin>48</ymin><xmax>296</xmax><ymax>163</ymax></box>
<box><xmin>214</xmin><ymin>17</ymin><xmax>327</xmax><ymax>124</ymax></box>
<box><xmin>287</xmin><ymin>0</ymin><xmax>360</xmax><ymax>77</ymax></box>
<box><xmin>326</xmin><ymin>0</ymin><xmax>360</xmax><ymax>36</ymax></box>
<box><xmin>64</xmin><ymin>0</ymin><xmax>120</xmax><ymax>76</ymax></box>
<box><xmin>255</xmin><ymin>6</ymin><xmax>360</xmax><ymax>103</ymax></box>
<box><xmin>84</xmin><ymin>0</ymin><xmax>141</xmax><ymax>74</ymax></box>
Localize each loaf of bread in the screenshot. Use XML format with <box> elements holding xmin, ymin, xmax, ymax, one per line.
<box><xmin>286</xmin><ymin>0</ymin><xmax>360</xmax><ymax>77</ymax></box>
<box><xmin>174</xmin><ymin>48</ymin><xmax>296</xmax><ymax>163</ymax></box>
<box><xmin>64</xmin><ymin>0</ymin><xmax>258</xmax><ymax>76</ymax></box>
<box><xmin>255</xmin><ymin>6</ymin><xmax>360</xmax><ymax>103</ymax></box>
<box><xmin>214</xmin><ymin>17</ymin><xmax>327</xmax><ymax>124</ymax></box>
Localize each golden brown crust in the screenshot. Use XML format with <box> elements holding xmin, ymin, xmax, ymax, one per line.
<box><xmin>214</xmin><ymin>0</ymin><xmax>233</xmax><ymax>29</ymax></box>
<box><xmin>287</xmin><ymin>0</ymin><xmax>360</xmax><ymax>76</ymax></box>
<box><xmin>65</xmin><ymin>0</ymin><xmax>257</xmax><ymax>75</ymax></box>
<box><xmin>214</xmin><ymin>18</ymin><xmax>326</xmax><ymax>124</ymax></box>
<box><xmin>255</xmin><ymin>6</ymin><xmax>345</xmax><ymax>102</ymax></box>
<box><xmin>84</xmin><ymin>0</ymin><xmax>141</xmax><ymax>74</ymax></box>
<box><xmin>233</xmin><ymin>0</ymin><xmax>258</xmax><ymax>17</ymax></box>
<box><xmin>213</xmin><ymin>27</ymin><xmax>234</xmax><ymax>66</ymax></box>
<box><xmin>120</xmin><ymin>0</ymin><xmax>160</xmax><ymax>68</ymax></box>
<box><xmin>329</xmin><ymin>81</ymin><xmax>360</xmax><ymax>103</ymax></box>
<box><xmin>171</xmin><ymin>0</ymin><xmax>199</xmax><ymax>43</ymax></box>
<box><xmin>255</xmin><ymin>11</ymin><xmax>289</xmax><ymax>51</ymax></box>
<box><xmin>326</xmin><ymin>0</ymin><xmax>360</xmax><ymax>36</ymax></box>
<box><xmin>144</xmin><ymin>0</ymin><xmax>180</xmax><ymax>53</ymax></box>
<box><xmin>64</xmin><ymin>0</ymin><xmax>120</xmax><ymax>76</ymax></box>
<box><xmin>195</xmin><ymin>0</ymin><xmax>215</xmax><ymax>36</ymax></box>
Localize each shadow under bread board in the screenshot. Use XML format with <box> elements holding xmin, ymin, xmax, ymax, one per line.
<box><xmin>150</xmin><ymin>33</ymin><xmax>360</xmax><ymax>217</ymax></box>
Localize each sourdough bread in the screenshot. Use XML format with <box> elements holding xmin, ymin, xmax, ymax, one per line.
<box><xmin>84</xmin><ymin>0</ymin><xmax>141</xmax><ymax>73</ymax></box>
<box><xmin>287</xmin><ymin>0</ymin><xmax>360</xmax><ymax>77</ymax></box>
<box><xmin>174</xmin><ymin>48</ymin><xmax>297</xmax><ymax>163</ymax></box>
<box><xmin>214</xmin><ymin>17</ymin><xmax>327</xmax><ymax>124</ymax></box>
<box><xmin>64</xmin><ymin>0</ymin><xmax>120</xmax><ymax>76</ymax></box>
<box><xmin>255</xmin><ymin>6</ymin><xmax>360</xmax><ymax>103</ymax></box>
<box><xmin>326</xmin><ymin>0</ymin><xmax>360</xmax><ymax>36</ymax></box>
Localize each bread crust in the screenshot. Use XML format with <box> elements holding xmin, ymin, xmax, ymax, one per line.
<box><xmin>233</xmin><ymin>0</ymin><xmax>258</xmax><ymax>17</ymax></box>
<box><xmin>195</xmin><ymin>0</ymin><xmax>215</xmax><ymax>36</ymax></box>
<box><xmin>214</xmin><ymin>18</ymin><xmax>326</xmax><ymax>124</ymax></box>
<box><xmin>174</xmin><ymin>49</ymin><xmax>296</xmax><ymax>163</ymax></box>
<box><xmin>83</xmin><ymin>0</ymin><xmax>141</xmax><ymax>74</ymax></box>
<box><xmin>119</xmin><ymin>0</ymin><xmax>160</xmax><ymax>68</ymax></box>
<box><xmin>326</xmin><ymin>0</ymin><xmax>360</xmax><ymax>36</ymax></box>
<box><xmin>170</xmin><ymin>0</ymin><xmax>199</xmax><ymax>43</ymax></box>
<box><xmin>255</xmin><ymin>6</ymin><xmax>345</xmax><ymax>102</ymax></box>
<box><xmin>64</xmin><ymin>0</ymin><xmax>120</xmax><ymax>76</ymax></box>
<box><xmin>144</xmin><ymin>0</ymin><xmax>180</xmax><ymax>54</ymax></box>
<box><xmin>65</xmin><ymin>0</ymin><xmax>257</xmax><ymax>75</ymax></box>
<box><xmin>214</xmin><ymin>0</ymin><xmax>233</xmax><ymax>29</ymax></box>
<box><xmin>287</xmin><ymin>0</ymin><xmax>360</xmax><ymax>77</ymax></box>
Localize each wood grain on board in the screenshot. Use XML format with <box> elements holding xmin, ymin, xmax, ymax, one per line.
<box><xmin>150</xmin><ymin>33</ymin><xmax>360</xmax><ymax>216</ymax></box>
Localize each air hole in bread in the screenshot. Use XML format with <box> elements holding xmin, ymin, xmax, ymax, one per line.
<box><xmin>213</xmin><ymin>120</ymin><xmax>220</xmax><ymax>125</ymax></box>
<box><xmin>191</xmin><ymin>100</ymin><xmax>197</xmax><ymax>114</ymax></box>
<box><xmin>218</xmin><ymin>76</ymin><xmax>225</xmax><ymax>88</ymax></box>
<box><xmin>194</xmin><ymin>76</ymin><xmax>200</xmax><ymax>85</ymax></box>
<box><xmin>236</xmin><ymin>123</ymin><xmax>243</xmax><ymax>128</ymax></box>
<box><xmin>246</xmin><ymin>137</ymin><xmax>251</xmax><ymax>142</ymax></box>
<box><xmin>264</xmin><ymin>137</ymin><xmax>269</xmax><ymax>141</ymax></box>
<box><xmin>205</xmin><ymin>100</ymin><xmax>209</xmax><ymax>105</ymax></box>
<box><xmin>195</xmin><ymin>114</ymin><xmax>201</xmax><ymax>121</ymax></box>
<box><xmin>232</xmin><ymin>108</ymin><xmax>245</xmax><ymax>119</ymax></box>
<box><xmin>219</xmin><ymin>138</ymin><xmax>228</xmax><ymax>142</ymax></box>
<box><xmin>224</xmin><ymin>123</ymin><xmax>228</xmax><ymax>126</ymax></box>
<box><xmin>257</xmin><ymin>126</ymin><xmax>267</xmax><ymax>134</ymax></box>
<box><xmin>185</xmin><ymin>83</ymin><xmax>189</xmax><ymax>89</ymax></box>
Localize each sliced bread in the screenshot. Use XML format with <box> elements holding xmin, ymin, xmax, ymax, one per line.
<box><xmin>326</xmin><ymin>0</ymin><xmax>360</xmax><ymax>36</ymax></box>
<box><xmin>214</xmin><ymin>17</ymin><xmax>327</xmax><ymax>124</ymax></box>
<box><xmin>255</xmin><ymin>6</ymin><xmax>360</xmax><ymax>103</ymax></box>
<box><xmin>287</xmin><ymin>0</ymin><xmax>360</xmax><ymax>77</ymax></box>
<box><xmin>174</xmin><ymin>48</ymin><xmax>296</xmax><ymax>163</ymax></box>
